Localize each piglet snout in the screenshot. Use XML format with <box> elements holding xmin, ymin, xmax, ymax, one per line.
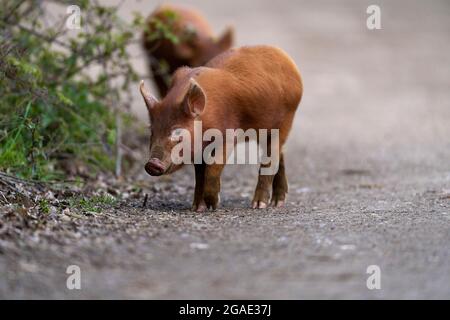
<box><xmin>145</xmin><ymin>158</ymin><xmax>165</xmax><ymax>176</ymax></box>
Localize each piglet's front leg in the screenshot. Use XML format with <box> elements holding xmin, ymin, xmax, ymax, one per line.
<box><xmin>202</xmin><ymin>163</ymin><xmax>224</xmax><ymax>210</ymax></box>
<box><xmin>193</xmin><ymin>164</ymin><xmax>207</xmax><ymax>212</ymax></box>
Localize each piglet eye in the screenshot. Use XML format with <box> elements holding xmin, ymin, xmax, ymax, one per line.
<box><xmin>170</xmin><ymin>128</ymin><xmax>184</xmax><ymax>142</ymax></box>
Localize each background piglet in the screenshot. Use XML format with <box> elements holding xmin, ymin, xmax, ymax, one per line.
<box><xmin>142</xmin><ymin>4</ymin><xmax>234</xmax><ymax>97</ymax></box>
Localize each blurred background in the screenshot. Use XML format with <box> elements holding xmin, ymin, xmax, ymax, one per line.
<box><xmin>66</xmin><ymin>0</ymin><xmax>450</xmax><ymax>175</ymax></box>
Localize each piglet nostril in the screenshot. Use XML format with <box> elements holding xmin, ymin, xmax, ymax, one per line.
<box><xmin>145</xmin><ymin>158</ymin><xmax>165</xmax><ymax>176</ymax></box>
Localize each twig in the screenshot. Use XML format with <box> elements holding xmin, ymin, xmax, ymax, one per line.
<box><xmin>0</xmin><ymin>172</ymin><xmax>36</xmax><ymax>184</ymax></box>
<box><xmin>1</xmin><ymin>0</ymin><xmax>27</xmax><ymax>23</ymax></box>
<box><xmin>115</xmin><ymin>111</ymin><xmax>122</xmax><ymax>178</ymax></box>
<box><xmin>0</xmin><ymin>172</ymin><xmax>46</xmax><ymax>189</ymax></box>
<box><xmin>0</xmin><ymin>190</ymin><xmax>9</xmax><ymax>204</ymax></box>
<box><xmin>63</xmin><ymin>50</ymin><xmax>112</xmax><ymax>80</ymax></box>
<box><xmin>14</xmin><ymin>24</ymin><xmax>71</xmax><ymax>49</ymax></box>
<box><xmin>0</xmin><ymin>178</ymin><xmax>21</xmax><ymax>193</ymax></box>
<box><xmin>142</xmin><ymin>193</ymin><xmax>148</xmax><ymax>208</ymax></box>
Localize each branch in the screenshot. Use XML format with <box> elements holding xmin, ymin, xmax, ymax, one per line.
<box><xmin>1</xmin><ymin>0</ymin><xmax>27</xmax><ymax>23</ymax></box>
<box><xmin>15</xmin><ymin>24</ymin><xmax>72</xmax><ymax>49</ymax></box>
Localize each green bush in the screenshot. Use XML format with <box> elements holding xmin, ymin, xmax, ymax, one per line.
<box><xmin>0</xmin><ymin>0</ymin><xmax>146</xmax><ymax>180</ymax></box>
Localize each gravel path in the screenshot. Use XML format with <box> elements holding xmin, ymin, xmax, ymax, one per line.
<box><xmin>1</xmin><ymin>0</ymin><xmax>449</xmax><ymax>299</ymax></box>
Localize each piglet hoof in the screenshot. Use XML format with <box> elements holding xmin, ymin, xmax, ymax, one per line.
<box><xmin>270</xmin><ymin>199</ymin><xmax>285</xmax><ymax>208</ymax></box>
<box><xmin>270</xmin><ymin>194</ymin><xmax>286</xmax><ymax>208</ymax></box>
<box><xmin>192</xmin><ymin>201</ymin><xmax>207</xmax><ymax>213</ymax></box>
<box><xmin>252</xmin><ymin>190</ymin><xmax>270</xmax><ymax>209</ymax></box>
<box><xmin>251</xmin><ymin>200</ymin><xmax>268</xmax><ymax>209</ymax></box>
<box><xmin>204</xmin><ymin>193</ymin><xmax>219</xmax><ymax>210</ymax></box>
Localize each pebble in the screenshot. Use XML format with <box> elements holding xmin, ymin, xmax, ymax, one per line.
<box><xmin>190</xmin><ymin>242</ymin><xmax>209</xmax><ymax>250</ymax></box>
<box><xmin>340</xmin><ymin>244</ymin><xmax>356</xmax><ymax>251</ymax></box>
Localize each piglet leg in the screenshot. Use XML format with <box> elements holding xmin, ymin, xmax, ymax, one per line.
<box><xmin>271</xmin><ymin>153</ymin><xmax>287</xmax><ymax>207</ymax></box>
<box><xmin>192</xmin><ymin>164</ymin><xmax>207</xmax><ymax>212</ymax></box>
<box><xmin>203</xmin><ymin>163</ymin><xmax>225</xmax><ymax>210</ymax></box>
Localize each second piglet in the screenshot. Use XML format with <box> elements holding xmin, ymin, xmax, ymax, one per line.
<box><xmin>143</xmin><ymin>4</ymin><xmax>233</xmax><ymax>97</ymax></box>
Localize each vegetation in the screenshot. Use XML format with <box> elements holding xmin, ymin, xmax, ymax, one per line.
<box><xmin>67</xmin><ymin>194</ymin><xmax>117</xmax><ymax>213</ymax></box>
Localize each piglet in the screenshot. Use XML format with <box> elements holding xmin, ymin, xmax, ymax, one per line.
<box><xmin>140</xmin><ymin>45</ymin><xmax>303</xmax><ymax>211</ymax></box>
<box><xmin>143</xmin><ymin>4</ymin><xmax>233</xmax><ymax>97</ymax></box>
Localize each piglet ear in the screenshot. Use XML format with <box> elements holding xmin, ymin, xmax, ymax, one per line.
<box><xmin>185</xmin><ymin>78</ymin><xmax>206</xmax><ymax>117</ymax></box>
<box><xmin>139</xmin><ymin>80</ymin><xmax>159</xmax><ymax>111</ymax></box>
<box><xmin>217</xmin><ymin>26</ymin><xmax>234</xmax><ymax>51</ymax></box>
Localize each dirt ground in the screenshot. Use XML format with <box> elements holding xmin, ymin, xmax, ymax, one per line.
<box><xmin>1</xmin><ymin>0</ymin><xmax>449</xmax><ymax>299</ymax></box>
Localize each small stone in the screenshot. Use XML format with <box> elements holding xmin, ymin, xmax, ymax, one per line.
<box><xmin>340</xmin><ymin>244</ymin><xmax>356</xmax><ymax>251</ymax></box>
<box><xmin>44</xmin><ymin>191</ymin><xmax>55</xmax><ymax>200</ymax></box>
<box><xmin>295</xmin><ymin>187</ymin><xmax>312</xmax><ymax>194</ymax></box>
<box><xmin>190</xmin><ymin>242</ymin><xmax>209</xmax><ymax>250</ymax></box>
<box><xmin>19</xmin><ymin>261</ymin><xmax>39</xmax><ymax>273</ymax></box>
